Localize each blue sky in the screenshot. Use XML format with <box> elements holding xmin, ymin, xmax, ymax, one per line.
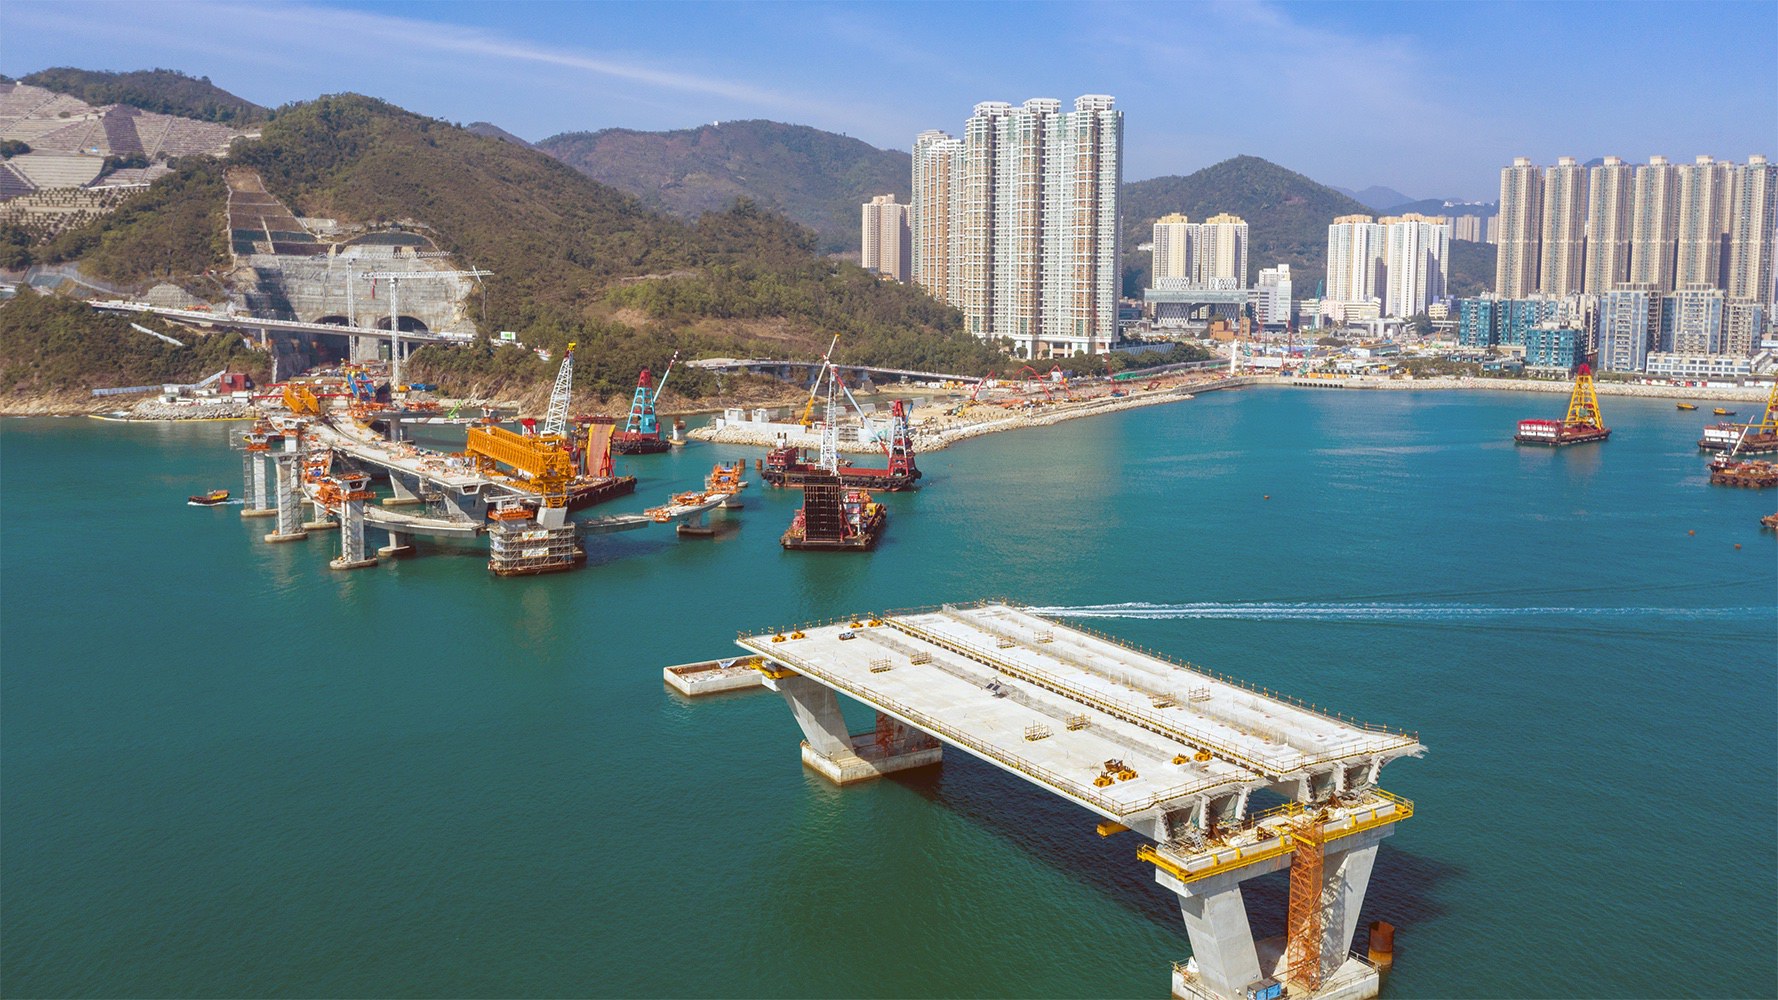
<box><xmin>5</xmin><ymin>0</ymin><xmax>1773</xmax><ymax>199</ymax></box>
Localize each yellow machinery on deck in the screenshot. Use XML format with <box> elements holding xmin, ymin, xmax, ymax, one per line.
<box><xmin>1563</xmin><ymin>366</ymin><xmax>1604</xmax><ymax>429</ymax></box>
<box><xmin>465</xmin><ymin>425</ymin><xmax>574</xmax><ymax>508</ymax></box>
<box><xmin>282</xmin><ymin>384</ymin><xmax>322</xmax><ymax>417</ymax></box>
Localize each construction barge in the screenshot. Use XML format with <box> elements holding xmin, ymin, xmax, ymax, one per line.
<box><xmin>1698</xmin><ymin>385</ymin><xmax>1778</xmax><ymax>453</ymax></box>
<box><xmin>781</xmin><ymin>473</ymin><xmax>885</xmax><ymax>551</ymax></box>
<box><xmin>1515</xmin><ymin>365</ymin><xmax>1610</xmax><ymax>446</ymax></box>
<box><xmin>611</xmin><ymin>359</ymin><xmax>676</xmax><ymax>454</ymax></box>
<box><xmin>762</xmin><ymin>399</ymin><xmax>921</xmax><ymax>491</ymax></box>
<box><xmin>1708</xmin><ymin>456</ymin><xmax>1778</xmax><ymax>488</ymax></box>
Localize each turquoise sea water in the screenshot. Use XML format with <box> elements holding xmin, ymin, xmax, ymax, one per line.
<box><xmin>3</xmin><ymin>387</ymin><xmax>1774</xmax><ymax>998</ymax></box>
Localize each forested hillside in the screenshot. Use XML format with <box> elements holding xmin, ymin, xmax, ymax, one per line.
<box><xmin>21</xmin><ymin>68</ymin><xmax>268</xmax><ymax>124</ymax></box>
<box><xmin>539</xmin><ymin>121</ymin><xmax>911</xmax><ymax>254</ymax></box>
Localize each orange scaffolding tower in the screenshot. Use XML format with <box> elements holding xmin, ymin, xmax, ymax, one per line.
<box><xmin>1285</xmin><ymin>815</ymin><xmax>1326</xmax><ymax>993</ymax></box>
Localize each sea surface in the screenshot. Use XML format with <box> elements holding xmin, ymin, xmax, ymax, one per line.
<box><xmin>3</xmin><ymin>387</ymin><xmax>1774</xmax><ymax>998</ymax></box>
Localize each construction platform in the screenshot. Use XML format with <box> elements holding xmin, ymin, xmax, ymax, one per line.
<box><xmin>730</xmin><ymin>601</ymin><xmax>1423</xmax><ymax>1000</ymax></box>
<box><xmin>663</xmin><ymin>658</ymin><xmax>768</xmax><ymax>697</ymax></box>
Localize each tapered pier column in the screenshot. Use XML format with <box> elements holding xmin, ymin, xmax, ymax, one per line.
<box><xmin>330</xmin><ymin>474</ymin><xmax>378</xmax><ymax>570</ymax></box>
<box><xmin>768</xmin><ymin>672</ymin><xmax>941</xmax><ymax>784</ymax></box>
<box><xmin>378</xmin><ymin>529</ymin><xmax>414</xmax><ymax>558</ymax></box>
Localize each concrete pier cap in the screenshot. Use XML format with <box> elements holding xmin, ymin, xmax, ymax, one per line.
<box><xmin>731</xmin><ymin>601</ymin><xmax>1423</xmax><ymax>1000</ymax></box>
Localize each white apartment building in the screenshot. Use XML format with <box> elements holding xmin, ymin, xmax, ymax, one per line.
<box><xmin>910</xmin><ymin>96</ymin><xmax>1123</xmax><ymax>357</ymax></box>
<box><xmin>1728</xmin><ymin>155</ymin><xmax>1776</xmax><ymax>306</ymax></box>
<box><xmin>1496</xmin><ymin>157</ymin><xmax>1543</xmax><ymax>298</ymax></box>
<box><xmin>1585</xmin><ymin>156</ymin><xmax>1634</xmax><ymax>294</ymax></box>
<box><xmin>1326</xmin><ymin>214</ymin><xmax>1384</xmax><ymax>309</ymax></box>
<box><xmin>861</xmin><ymin>194</ymin><xmax>911</xmax><ymax>282</ymax></box>
<box><xmin>1539</xmin><ymin>157</ymin><xmax>1588</xmax><ymax>297</ymax></box>
<box><xmin>1380</xmin><ymin>213</ymin><xmax>1451</xmax><ymax>318</ymax></box>
<box><xmin>1629</xmin><ymin>156</ymin><xmax>1680</xmax><ymax>292</ymax></box>
<box><xmin>1151</xmin><ymin>213</ymin><xmax>1193</xmax><ymax>282</ymax></box>
<box><xmin>1675</xmin><ymin>155</ymin><xmax>1734</xmax><ymax>290</ymax></box>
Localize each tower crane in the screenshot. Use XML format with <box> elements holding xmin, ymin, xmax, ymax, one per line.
<box><xmin>798</xmin><ymin>334</ymin><xmax>842</xmax><ymax>428</ymax></box>
<box><xmin>543</xmin><ymin>342</ymin><xmax>576</xmax><ymax>438</ymax></box>
<box><xmin>355</xmin><ymin>268</ymin><xmax>492</xmax><ymax>389</ymax></box>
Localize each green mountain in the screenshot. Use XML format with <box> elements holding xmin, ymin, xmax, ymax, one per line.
<box><xmin>1122</xmin><ymin>155</ymin><xmax>1373</xmax><ymax>297</ymax></box>
<box><xmin>11</xmin><ymin>94</ymin><xmax>994</xmax><ymax>400</ymax></box>
<box><xmin>20</xmin><ymin>68</ymin><xmax>268</xmax><ymax>125</ymax></box>
<box><xmin>537</xmin><ymin>121</ymin><xmax>911</xmax><ymax>254</ymax></box>
<box><xmin>1447</xmin><ymin>239</ymin><xmax>1496</xmax><ymax>298</ymax></box>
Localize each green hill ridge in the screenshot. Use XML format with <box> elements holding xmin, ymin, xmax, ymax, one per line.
<box><xmin>537</xmin><ymin>121</ymin><xmax>911</xmax><ymax>255</ymax></box>
<box><xmin>20</xmin><ymin>67</ymin><xmax>269</xmax><ymax>125</ymax></box>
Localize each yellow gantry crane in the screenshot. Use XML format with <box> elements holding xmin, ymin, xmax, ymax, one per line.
<box><xmin>465</xmin><ymin>425</ymin><xmax>575</xmax><ymax>508</ymax></box>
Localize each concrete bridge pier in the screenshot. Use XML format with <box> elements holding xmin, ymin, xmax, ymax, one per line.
<box><xmin>263</xmin><ymin>451</ymin><xmax>309</xmax><ymax>544</ymax></box>
<box><xmin>240</xmin><ymin>451</ymin><xmax>275</xmax><ymax>518</ymax></box>
<box><xmin>1158</xmin><ymin>824</ymin><xmax>1393</xmax><ymax>1000</ymax></box>
<box><xmin>764</xmin><ymin>671</ymin><xmax>941</xmax><ymax>785</ymax></box>
<box><xmin>302</xmin><ymin>492</ymin><xmax>338</xmax><ymax>532</ymax></box>
<box><xmin>330</xmin><ymin>479</ymin><xmax>377</xmax><ymax>570</ymax></box>
<box><xmin>378</xmin><ymin>529</ymin><xmax>414</xmax><ymax>559</ymax></box>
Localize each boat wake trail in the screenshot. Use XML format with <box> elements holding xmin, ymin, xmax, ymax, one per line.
<box><xmin>1028</xmin><ymin>602</ymin><xmax>1769</xmax><ymax>623</ymax></box>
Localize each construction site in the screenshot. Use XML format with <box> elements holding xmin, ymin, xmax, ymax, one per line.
<box><xmin>704</xmin><ymin>601</ymin><xmax>1422</xmax><ymax>1000</ymax></box>
<box><xmin>229</xmin><ymin>343</ymin><xmax>743</xmax><ymax>577</ymax></box>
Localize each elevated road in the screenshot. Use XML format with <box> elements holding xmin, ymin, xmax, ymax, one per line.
<box><xmin>688</xmin><ymin>357</ymin><xmax>983</xmax><ymax>385</ymax></box>
<box><xmin>88</xmin><ymin>300</ymin><xmax>474</xmax><ymax>345</ymax></box>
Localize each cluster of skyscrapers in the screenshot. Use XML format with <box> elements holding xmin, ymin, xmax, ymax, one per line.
<box><xmin>1472</xmin><ymin>154</ymin><xmax>1775</xmax><ymax>376</ymax></box>
<box><xmin>1322</xmin><ymin>213</ymin><xmax>1452</xmax><ymax>322</ymax></box>
<box><xmin>1494</xmin><ymin>154</ymin><xmax>1775</xmax><ymax>301</ymax></box>
<box><xmin>909</xmin><ymin>96</ymin><xmax>1124</xmax><ymax>359</ymax></box>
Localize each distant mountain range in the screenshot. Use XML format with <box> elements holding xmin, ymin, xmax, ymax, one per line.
<box><xmin>536</xmin><ymin>121</ymin><xmax>910</xmax><ymax>254</ymax></box>
<box><xmin>1331</xmin><ymin>185</ymin><xmax>1417</xmax><ymax>211</ymax></box>
<box><xmin>464</xmin><ymin>122</ymin><xmax>534</xmax><ymax>149</ymax></box>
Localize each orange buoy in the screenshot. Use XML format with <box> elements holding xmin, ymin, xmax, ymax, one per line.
<box><xmin>1263</xmin><ymin>494</ymin><xmax>1271</xmax><ymax>500</ymax></box>
<box><xmin>1688</xmin><ymin>530</ymin><xmax>1696</xmax><ymax>536</ymax></box>
<box><xmin>1734</xmin><ymin>543</ymin><xmax>1742</xmax><ymax>550</ymax></box>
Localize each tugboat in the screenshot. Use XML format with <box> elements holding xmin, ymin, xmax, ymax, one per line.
<box><xmin>781</xmin><ymin>473</ymin><xmax>885</xmax><ymax>551</ymax></box>
<box><xmin>1708</xmin><ymin>455</ymin><xmax>1778</xmax><ymax>488</ymax></box>
<box><xmin>1676</xmin><ymin>403</ymin><xmax>1697</xmax><ymax>411</ymax></box>
<box><xmin>187</xmin><ymin>489</ymin><xmax>231</xmax><ymax>506</ymax></box>
<box><xmin>1714</xmin><ymin>407</ymin><xmax>1736</xmax><ymax>417</ymax></box>
<box><xmin>1515</xmin><ymin>365</ymin><xmax>1610</xmax><ymax>446</ymax></box>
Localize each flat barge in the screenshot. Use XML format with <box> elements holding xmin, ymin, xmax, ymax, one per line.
<box><xmin>781</xmin><ymin>474</ymin><xmax>885</xmax><ymax>551</ymax></box>
<box><xmin>761</xmin><ymin>400</ymin><xmax>922</xmax><ymax>491</ymax></box>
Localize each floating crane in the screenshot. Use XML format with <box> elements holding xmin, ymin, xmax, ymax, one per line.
<box><xmin>614</xmin><ymin>352</ymin><xmax>678</xmax><ymax>454</ymax></box>
<box><xmin>543</xmin><ymin>341</ymin><xmax>575</xmax><ymax>439</ymax></box>
<box><xmin>1515</xmin><ymin>364</ymin><xmax>1610</xmax><ymax>446</ymax></box>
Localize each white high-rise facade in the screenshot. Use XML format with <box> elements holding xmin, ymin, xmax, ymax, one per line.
<box><xmin>1326</xmin><ymin>214</ymin><xmax>1384</xmax><ymax>307</ymax></box>
<box><xmin>1539</xmin><ymin>157</ymin><xmax>1588</xmax><ymax>297</ymax></box>
<box><xmin>1194</xmin><ymin>213</ymin><xmax>1249</xmax><ymax>287</ymax></box>
<box><xmin>1380</xmin><ymin>214</ymin><xmax>1452</xmax><ymax>317</ymax></box>
<box><xmin>861</xmin><ymin>194</ymin><xmax>911</xmax><ymax>282</ymax></box>
<box><xmin>1676</xmin><ymin>155</ymin><xmax>1734</xmax><ymax>290</ymax></box>
<box><xmin>1629</xmin><ymin>156</ymin><xmax>1680</xmax><ymax>292</ymax></box>
<box><xmin>1728</xmin><ymin>155</ymin><xmax>1776</xmax><ymax>305</ymax></box>
<box><xmin>1496</xmin><ymin>157</ymin><xmax>1543</xmax><ymax>298</ymax></box>
<box><xmin>1584</xmin><ymin>156</ymin><xmax>1635</xmax><ymax>295</ymax></box>
<box><xmin>910</xmin><ymin>95</ymin><xmax>1123</xmax><ymax>357</ymax></box>
<box><xmin>1151</xmin><ymin>213</ymin><xmax>1193</xmax><ymax>282</ymax></box>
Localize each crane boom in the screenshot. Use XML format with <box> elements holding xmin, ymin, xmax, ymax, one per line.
<box><xmin>543</xmin><ymin>341</ymin><xmax>575</xmax><ymax>438</ymax></box>
<box><xmin>650</xmin><ymin>351</ymin><xmax>678</xmax><ymax>403</ymax></box>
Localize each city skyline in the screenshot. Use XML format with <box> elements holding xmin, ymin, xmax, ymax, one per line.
<box><xmin>3</xmin><ymin>1</ymin><xmax>1773</xmax><ymax>200</ymax></box>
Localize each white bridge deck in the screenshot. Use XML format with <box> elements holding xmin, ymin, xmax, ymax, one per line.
<box><xmin>737</xmin><ymin>602</ymin><xmax>1420</xmax><ymax>824</ymax></box>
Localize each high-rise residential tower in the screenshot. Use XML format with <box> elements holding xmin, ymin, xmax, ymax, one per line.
<box><xmin>1539</xmin><ymin>156</ymin><xmax>1588</xmax><ymax>297</ymax></box>
<box><xmin>1496</xmin><ymin>157</ymin><xmax>1543</xmax><ymax>297</ymax></box>
<box><xmin>910</xmin><ymin>96</ymin><xmax>1123</xmax><ymax>357</ymax></box>
<box><xmin>1325</xmin><ymin>214</ymin><xmax>1384</xmax><ymax>306</ymax></box>
<box><xmin>1629</xmin><ymin>156</ymin><xmax>1680</xmax><ymax>292</ymax></box>
<box><xmin>1675</xmin><ymin>155</ymin><xmax>1734</xmax><ymax>289</ymax></box>
<box><xmin>911</xmin><ymin>130</ymin><xmax>962</xmax><ymax>302</ymax></box>
<box><xmin>1152</xmin><ymin>214</ymin><xmax>1193</xmax><ymax>282</ymax></box>
<box><xmin>1194</xmin><ymin>213</ymin><xmax>1249</xmax><ymax>287</ymax></box>
<box><xmin>1380</xmin><ymin>213</ymin><xmax>1452</xmax><ymax>317</ymax></box>
<box><xmin>1728</xmin><ymin>154</ymin><xmax>1776</xmax><ymax>305</ymax></box>
<box><xmin>1584</xmin><ymin>156</ymin><xmax>1635</xmax><ymax>294</ymax></box>
<box><xmin>861</xmin><ymin>194</ymin><xmax>911</xmax><ymax>282</ymax></box>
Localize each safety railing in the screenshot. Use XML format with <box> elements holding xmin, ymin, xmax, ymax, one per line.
<box><xmin>740</xmin><ymin>640</ymin><xmax>1249</xmax><ymax>816</ymax></box>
